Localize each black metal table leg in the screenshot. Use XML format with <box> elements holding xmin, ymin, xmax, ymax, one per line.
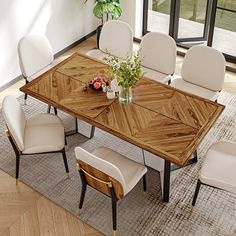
<box><xmin>65</xmin><ymin>118</ymin><xmax>79</xmax><ymax>137</ymax></box>
<box><xmin>89</xmin><ymin>125</ymin><xmax>95</xmax><ymax>139</ymax></box>
<box><xmin>163</xmin><ymin>160</ymin><xmax>171</xmax><ymax>202</ymax></box>
<box><xmin>65</xmin><ymin>118</ymin><xmax>95</xmax><ymax>139</ymax></box>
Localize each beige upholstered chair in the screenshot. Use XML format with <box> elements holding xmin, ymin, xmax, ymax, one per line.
<box><xmin>86</xmin><ymin>20</ymin><xmax>133</xmax><ymax>60</ymax></box>
<box><xmin>171</xmin><ymin>45</ymin><xmax>226</xmax><ymax>101</ymax></box>
<box><xmin>140</xmin><ymin>32</ymin><xmax>176</xmax><ymax>84</ymax></box>
<box><xmin>192</xmin><ymin>141</ymin><xmax>236</xmax><ymax>206</ymax></box>
<box><xmin>2</xmin><ymin>95</ymin><xmax>69</xmax><ymax>184</ymax></box>
<box><xmin>75</xmin><ymin>147</ymin><xmax>147</xmax><ymax>236</ymax></box>
<box><xmin>18</xmin><ymin>34</ymin><xmax>56</xmax><ymax>113</ymax></box>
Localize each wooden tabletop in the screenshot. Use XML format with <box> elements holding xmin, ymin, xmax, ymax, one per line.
<box><xmin>20</xmin><ymin>53</ymin><xmax>225</xmax><ymax>166</ymax></box>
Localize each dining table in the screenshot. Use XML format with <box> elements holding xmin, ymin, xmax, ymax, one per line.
<box><xmin>20</xmin><ymin>52</ymin><xmax>225</xmax><ymax>202</ymax></box>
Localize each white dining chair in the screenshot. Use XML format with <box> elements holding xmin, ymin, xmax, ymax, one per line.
<box><xmin>2</xmin><ymin>95</ymin><xmax>69</xmax><ymax>184</ymax></box>
<box><xmin>18</xmin><ymin>34</ymin><xmax>57</xmax><ymax>113</ymax></box>
<box><xmin>192</xmin><ymin>141</ymin><xmax>236</xmax><ymax>206</ymax></box>
<box><xmin>171</xmin><ymin>45</ymin><xmax>226</xmax><ymax>102</ymax></box>
<box><xmin>86</xmin><ymin>20</ymin><xmax>133</xmax><ymax>60</ymax></box>
<box><xmin>75</xmin><ymin>146</ymin><xmax>147</xmax><ymax>236</ymax></box>
<box><xmin>140</xmin><ymin>32</ymin><xmax>177</xmax><ymax>84</ymax></box>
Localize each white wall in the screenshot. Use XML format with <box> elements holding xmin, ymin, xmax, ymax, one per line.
<box><xmin>0</xmin><ymin>0</ymin><xmax>98</xmax><ymax>88</ymax></box>
<box><xmin>120</xmin><ymin>0</ymin><xmax>143</xmax><ymax>38</ymax></box>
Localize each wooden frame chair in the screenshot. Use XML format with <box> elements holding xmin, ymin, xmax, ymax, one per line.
<box><xmin>75</xmin><ymin>147</ymin><xmax>147</xmax><ymax>236</ymax></box>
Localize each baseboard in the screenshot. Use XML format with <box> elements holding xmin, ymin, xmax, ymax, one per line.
<box><xmin>134</xmin><ymin>37</ymin><xmax>141</xmax><ymax>43</ymax></box>
<box><xmin>0</xmin><ymin>75</ymin><xmax>23</xmax><ymax>93</ymax></box>
<box><xmin>0</xmin><ymin>30</ymin><xmax>97</xmax><ymax>92</ymax></box>
<box><xmin>226</xmin><ymin>65</ymin><xmax>236</xmax><ymax>73</ymax></box>
<box><xmin>54</xmin><ymin>30</ymin><xmax>96</xmax><ymax>58</ymax></box>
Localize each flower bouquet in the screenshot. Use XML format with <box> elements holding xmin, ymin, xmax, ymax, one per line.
<box><xmin>104</xmin><ymin>51</ymin><xmax>143</xmax><ymax>103</ymax></box>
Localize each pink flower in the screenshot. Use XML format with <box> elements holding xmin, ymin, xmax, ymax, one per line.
<box><xmin>95</xmin><ymin>76</ymin><xmax>102</xmax><ymax>82</ymax></box>
<box><xmin>93</xmin><ymin>82</ymin><xmax>101</xmax><ymax>89</ymax></box>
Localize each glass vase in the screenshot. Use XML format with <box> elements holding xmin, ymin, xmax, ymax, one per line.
<box><xmin>119</xmin><ymin>86</ymin><xmax>132</xmax><ymax>104</ymax></box>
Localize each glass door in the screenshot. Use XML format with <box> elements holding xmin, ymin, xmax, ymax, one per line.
<box><xmin>143</xmin><ymin>0</ymin><xmax>236</xmax><ymax>62</ymax></box>
<box><xmin>143</xmin><ymin>0</ymin><xmax>172</xmax><ymax>35</ymax></box>
<box><xmin>143</xmin><ymin>0</ymin><xmax>212</xmax><ymax>45</ymax></box>
<box><xmin>174</xmin><ymin>0</ymin><xmax>212</xmax><ymax>45</ymax></box>
<box><xmin>208</xmin><ymin>0</ymin><xmax>236</xmax><ymax>62</ymax></box>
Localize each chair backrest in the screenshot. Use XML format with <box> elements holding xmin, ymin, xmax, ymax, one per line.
<box><xmin>2</xmin><ymin>95</ymin><xmax>26</xmax><ymax>151</ymax></box>
<box><xmin>75</xmin><ymin>147</ymin><xmax>126</xmax><ymax>199</ymax></box>
<box><xmin>181</xmin><ymin>45</ymin><xmax>226</xmax><ymax>91</ymax></box>
<box><xmin>140</xmin><ymin>32</ymin><xmax>176</xmax><ymax>75</ymax></box>
<box><xmin>99</xmin><ymin>20</ymin><xmax>133</xmax><ymax>58</ymax></box>
<box><xmin>18</xmin><ymin>34</ymin><xmax>53</xmax><ymax>78</ymax></box>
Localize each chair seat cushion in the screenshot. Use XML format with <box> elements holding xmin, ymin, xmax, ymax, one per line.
<box><xmin>171</xmin><ymin>78</ymin><xmax>219</xmax><ymax>101</ymax></box>
<box><xmin>200</xmin><ymin>141</ymin><xmax>236</xmax><ymax>194</ymax></box>
<box><xmin>86</xmin><ymin>49</ymin><xmax>107</xmax><ymax>62</ymax></box>
<box><xmin>142</xmin><ymin>66</ymin><xmax>171</xmax><ymax>84</ymax></box>
<box><xmin>92</xmin><ymin>147</ymin><xmax>147</xmax><ymax>195</ymax></box>
<box><xmin>23</xmin><ymin>114</ymin><xmax>65</xmax><ymax>154</ymax></box>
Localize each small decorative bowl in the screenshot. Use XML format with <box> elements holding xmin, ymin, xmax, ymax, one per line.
<box><xmin>88</xmin><ymin>76</ymin><xmax>109</xmax><ymax>91</ymax></box>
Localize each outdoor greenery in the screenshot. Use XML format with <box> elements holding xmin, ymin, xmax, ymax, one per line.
<box><xmin>152</xmin><ymin>0</ymin><xmax>236</xmax><ymax>32</ymax></box>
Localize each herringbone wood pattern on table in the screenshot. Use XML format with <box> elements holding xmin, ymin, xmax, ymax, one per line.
<box><xmin>56</xmin><ymin>54</ymin><xmax>108</xmax><ymax>83</ymax></box>
<box><xmin>20</xmin><ymin>53</ymin><xmax>225</xmax><ymax>166</ymax></box>
<box><xmin>133</xmin><ymin>79</ymin><xmax>218</xmax><ymax>129</ymax></box>
<box><xmin>24</xmin><ymin>54</ymin><xmax>116</xmax><ymax>119</ymax></box>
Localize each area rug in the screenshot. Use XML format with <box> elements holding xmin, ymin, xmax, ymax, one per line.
<box><xmin>0</xmin><ymin>91</ymin><xmax>236</xmax><ymax>236</ymax></box>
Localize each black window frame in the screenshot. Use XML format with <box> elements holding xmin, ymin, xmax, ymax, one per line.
<box><xmin>143</xmin><ymin>0</ymin><xmax>236</xmax><ymax>63</ymax></box>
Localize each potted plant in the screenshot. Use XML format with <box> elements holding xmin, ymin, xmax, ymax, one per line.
<box><xmin>84</xmin><ymin>0</ymin><xmax>122</xmax><ymax>47</ymax></box>
<box><xmin>104</xmin><ymin>52</ymin><xmax>143</xmax><ymax>104</ymax></box>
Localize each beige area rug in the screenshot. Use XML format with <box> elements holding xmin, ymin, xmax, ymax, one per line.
<box><xmin>0</xmin><ymin>92</ymin><xmax>236</xmax><ymax>236</ymax></box>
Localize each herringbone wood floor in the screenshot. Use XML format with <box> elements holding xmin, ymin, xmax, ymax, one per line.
<box><xmin>0</xmin><ymin>35</ymin><xmax>236</xmax><ymax>236</ymax></box>
<box><xmin>0</xmin><ymin>171</ymin><xmax>103</xmax><ymax>236</ymax></box>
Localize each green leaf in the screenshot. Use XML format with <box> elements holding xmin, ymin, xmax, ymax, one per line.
<box><xmin>93</xmin><ymin>4</ymin><xmax>104</xmax><ymax>19</ymax></box>
<box><xmin>111</xmin><ymin>6</ymin><xmax>122</xmax><ymax>19</ymax></box>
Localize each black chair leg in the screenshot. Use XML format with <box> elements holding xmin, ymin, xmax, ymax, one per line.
<box><xmin>78</xmin><ymin>170</ymin><xmax>87</xmax><ymax>211</ymax></box>
<box><xmin>54</xmin><ymin>107</ymin><xmax>58</xmax><ymax>115</ymax></box>
<box><xmin>47</xmin><ymin>105</ymin><xmax>51</xmax><ymax>113</ymax></box>
<box><xmin>111</xmin><ymin>192</ymin><xmax>117</xmax><ymax>236</ymax></box>
<box><xmin>192</xmin><ymin>179</ymin><xmax>201</xmax><ymax>206</ymax></box>
<box><xmin>142</xmin><ymin>174</ymin><xmax>147</xmax><ymax>192</ymax></box>
<box><xmin>24</xmin><ymin>93</ymin><xmax>28</xmax><ymax>104</ymax></box>
<box><xmin>16</xmin><ymin>154</ymin><xmax>20</xmax><ymax>184</ymax></box>
<box><xmin>109</xmin><ymin>187</ymin><xmax>118</xmax><ymax>235</ymax></box>
<box><xmin>79</xmin><ymin>182</ymin><xmax>87</xmax><ymax>209</ymax></box>
<box><xmin>24</xmin><ymin>80</ymin><xmax>29</xmax><ymax>105</ymax></box>
<box><xmin>61</xmin><ymin>149</ymin><xmax>69</xmax><ymax>174</ymax></box>
<box><xmin>64</xmin><ymin>135</ymin><xmax>67</xmax><ymax>146</ymax></box>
